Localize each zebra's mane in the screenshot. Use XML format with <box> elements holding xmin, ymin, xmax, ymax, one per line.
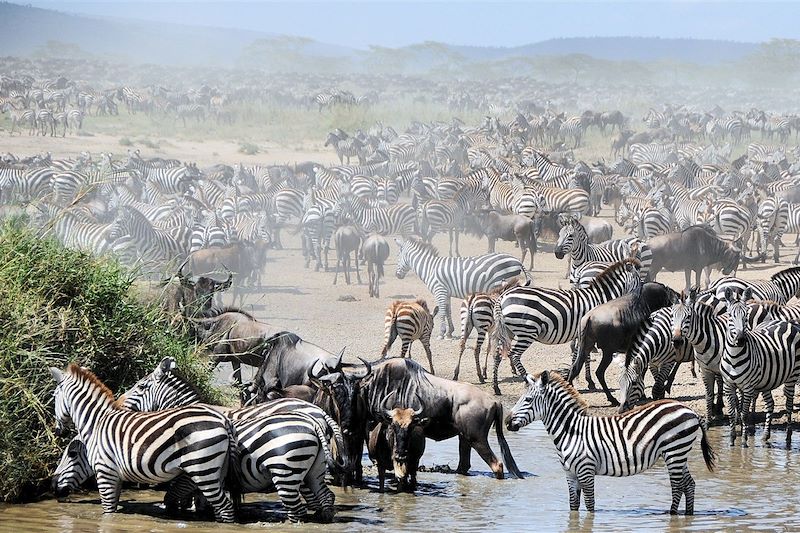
<box><xmin>541</xmin><ymin>371</ymin><xmax>588</xmax><ymax>413</ymax></box>
<box><xmin>588</xmin><ymin>258</ymin><xmax>640</xmax><ymax>288</ymax></box>
<box><xmin>487</xmin><ymin>279</ymin><xmax>525</xmax><ymax>296</ymax></box>
<box><xmin>67</xmin><ymin>363</ymin><xmax>114</xmax><ymax>402</ymax></box>
<box><xmin>406</xmin><ymin>237</ymin><xmax>439</xmax><ymax>257</ymax></box>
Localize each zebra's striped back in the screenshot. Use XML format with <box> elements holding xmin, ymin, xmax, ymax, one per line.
<box><xmin>507</xmin><ymin>371</ymin><xmax>713</xmax><ymax>513</ymax></box>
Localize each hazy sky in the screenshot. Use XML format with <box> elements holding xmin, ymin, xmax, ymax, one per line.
<box><xmin>29</xmin><ymin>1</ymin><xmax>800</xmax><ymax>48</ymax></box>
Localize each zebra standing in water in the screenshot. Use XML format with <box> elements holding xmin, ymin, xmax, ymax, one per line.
<box><xmin>48</xmin><ymin>364</ymin><xmax>236</xmax><ymax>522</ymax></box>
<box><xmin>381</xmin><ymin>299</ymin><xmax>435</xmax><ymax>374</ymax></box>
<box><xmin>492</xmin><ymin>260</ymin><xmax>639</xmax><ymax>395</ymax></box>
<box><xmin>55</xmin><ymin>358</ymin><xmax>344</xmax><ymax>522</ymax></box>
<box><xmin>394</xmin><ymin>237</ymin><xmax>528</xmax><ymax>340</ymax></box>
<box><xmin>506</xmin><ymin>371</ymin><xmax>715</xmax><ymax>515</ymax></box>
<box><xmin>721</xmin><ymin>287</ymin><xmax>800</xmax><ymax>447</ymax></box>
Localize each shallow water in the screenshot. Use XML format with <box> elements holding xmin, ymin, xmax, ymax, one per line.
<box><xmin>2</xmin><ymin>426</ymin><xmax>799</xmax><ymax>532</ymax></box>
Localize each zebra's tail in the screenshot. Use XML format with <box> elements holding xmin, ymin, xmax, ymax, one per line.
<box><xmin>492</xmin><ymin>297</ymin><xmax>513</xmax><ymax>360</ymax></box>
<box><xmin>493</xmin><ymin>402</ymin><xmax>523</xmax><ymax>479</ymax></box>
<box><xmin>223</xmin><ymin>419</ymin><xmax>243</xmax><ymax>512</ymax></box>
<box><xmin>700</xmin><ymin>419</ymin><xmax>716</xmax><ymax>472</ymax></box>
<box><xmin>306</xmin><ymin>413</ymin><xmax>350</xmax><ymax>487</ymax></box>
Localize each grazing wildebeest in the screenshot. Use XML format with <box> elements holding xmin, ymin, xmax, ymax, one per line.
<box><xmin>183</xmin><ymin>240</ymin><xmax>269</xmax><ymax>304</ymax></box>
<box><xmin>464</xmin><ymin>210</ymin><xmax>537</xmax><ymax>269</ymax></box>
<box><xmin>381</xmin><ymin>299</ymin><xmax>435</xmax><ymax>374</ymax></box>
<box><xmin>361</xmin><ymin>358</ymin><xmax>522</xmax><ymax>479</ymax></box>
<box><xmin>367</xmin><ymin>392</ymin><xmax>427</xmax><ymax>492</ymax></box>
<box><xmin>569</xmin><ymin>281</ymin><xmax>679</xmax><ymax>405</ymax></box>
<box><xmin>361</xmin><ymin>233</ymin><xmax>390</xmax><ymax>297</ymax></box>
<box><xmin>189</xmin><ymin>307</ymin><xmax>281</xmax><ymax>387</ymax></box>
<box><xmin>647</xmin><ymin>225</ymin><xmax>759</xmax><ymax>290</ymax></box>
<box><xmin>333</xmin><ymin>225</ymin><xmax>362</xmax><ymax>285</ymax></box>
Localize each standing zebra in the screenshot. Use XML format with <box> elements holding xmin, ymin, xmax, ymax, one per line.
<box><xmin>395</xmin><ymin>237</ymin><xmax>528</xmax><ymax>339</ymax></box>
<box><xmin>708</xmin><ymin>266</ymin><xmax>800</xmax><ymax>304</ymax></box>
<box><xmin>337</xmin><ymin>194</ymin><xmax>417</xmax><ymax>236</ymax></box>
<box><xmin>756</xmin><ymin>196</ymin><xmax>789</xmax><ymax>263</ymax></box>
<box><xmin>48</xmin><ymin>364</ymin><xmax>236</xmax><ymax>522</ymax></box>
<box><xmin>555</xmin><ymin>217</ymin><xmax>651</xmax><ymax>282</ymax></box>
<box><xmin>492</xmin><ymin>260</ymin><xmax>639</xmax><ymax>395</ymax></box>
<box><xmin>720</xmin><ymin>287</ymin><xmax>800</xmax><ymax>447</ymax></box>
<box><xmin>506</xmin><ymin>371</ymin><xmax>715</xmax><ymax>515</ymax></box>
<box><xmin>108</xmin><ymin>205</ymin><xmax>188</xmax><ymax>267</ymax></box>
<box><xmin>381</xmin><ymin>298</ymin><xmax>435</xmax><ymax>374</ymax></box>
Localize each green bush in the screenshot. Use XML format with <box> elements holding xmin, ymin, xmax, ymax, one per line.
<box><xmin>118</xmin><ymin>136</ymin><xmax>133</xmax><ymax>146</ymax></box>
<box><xmin>0</xmin><ymin>219</ymin><xmax>221</xmax><ymax>503</ymax></box>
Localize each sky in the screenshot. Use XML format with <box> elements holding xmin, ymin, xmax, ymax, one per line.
<box><xmin>28</xmin><ymin>1</ymin><xmax>800</xmax><ymax>48</ymax></box>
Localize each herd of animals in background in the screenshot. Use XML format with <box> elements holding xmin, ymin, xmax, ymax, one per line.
<box><xmin>6</xmin><ymin>66</ymin><xmax>800</xmax><ymax>520</ymax></box>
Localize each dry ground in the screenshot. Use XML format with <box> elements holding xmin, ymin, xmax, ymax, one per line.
<box><xmin>14</xmin><ymin>135</ymin><xmax>798</xmax><ymax>427</ymax></box>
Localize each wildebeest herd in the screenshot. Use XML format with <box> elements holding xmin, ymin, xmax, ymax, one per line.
<box><xmin>7</xmin><ymin>65</ymin><xmax>800</xmax><ymax>521</ymax></box>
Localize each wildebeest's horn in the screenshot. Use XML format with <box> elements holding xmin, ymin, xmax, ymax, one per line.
<box><xmin>412</xmin><ymin>392</ymin><xmax>424</xmax><ymax>416</ymax></box>
<box><xmin>381</xmin><ymin>391</ymin><xmax>397</xmax><ymax>414</ymax></box>
<box><xmin>333</xmin><ymin>347</ymin><xmax>345</xmax><ymax>369</ymax></box>
<box><xmin>358</xmin><ymin>356</ymin><xmax>372</xmax><ymax>377</ymax></box>
<box><xmin>176</xmin><ymin>256</ymin><xmax>190</xmax><ymax>277</ymax></box>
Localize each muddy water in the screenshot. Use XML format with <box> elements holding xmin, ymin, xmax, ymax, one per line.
<box><xmin>2</xmin><ymin>426</ymin><xmax>799</xmax><ymax>532</ymax></box>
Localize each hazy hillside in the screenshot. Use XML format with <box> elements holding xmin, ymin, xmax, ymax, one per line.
<box><xmin>0</xmin><ymin>2</ymin><xmax>764</xmax><ymax>71</ymax></box>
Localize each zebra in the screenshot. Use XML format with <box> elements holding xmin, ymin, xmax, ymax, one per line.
<box><xmin>46</xmin><ymin>206</ymin><xmax>115</xmax><ymax>256</ymax></box>
<box><xmin>325</xmin><ymin>131</ymin><xmax>365</xmax><ymax>165</ymax></box>
<box><xmin>336</xmin><ymin>194</ymin><xmax>417</xmax><ymax>236</ymax></box>
<box><xmin>527</xmin><ymin>182</ymin><xmax>590</xmax><ymax>215</ymax></box>
<box><xmin>2</xmin><ymin>106</ymin><xmax>37</xmax><ymax>136</ymax></box>
<box><xmin>554</xmin><ymin>217</ymin><xmax>651</xmax><ymax>282</ymax></box>
<box><xmin>492</xmin><ymin>260</ymin><xmax>640</xmax><ymax>395</ymax></box>
<box><xmin>48</xmin><ymin>364</ymin><xmax>236</xmax><ymax>522</ymax></box>
<box><xmin>395</xmin><ymin>236</ymin><xmax>528</xmax><ymax>340</ymax></box>
<box><xmin>720</xmin><ymin>287</ymin><xmax>800</xmax><ymax>447</ymax></box>
<box><xmin>452</xmin><ymin>281</ymin><xmax>523</xmax><ymax>383</ymax></box>
<box><xmin>108</xmin><ymin>205</ymin><xmax>188</xmax><ymax>267</ymax></box>
<box><xmin>418</xmin><ymin>186</ymin><xmax>483</xmax><ymax>256</ymax></box>
<box><xmin>118</xmin><ymin>86</ymin><xmax>143</xmax><ymax>114</ymax></box>
<box><xmin>56</xmin><ymin>357</ymin><xmax>345</xmax><ymax>517</ymax></box>
<box><xmin>189</xmin><ymin>211</ymin><xmax>230</xmax><ymax>252</ymax></box>
<box><xmin>36</xmin><ymin>109</ymin><xmax>55</xmax><ymax>136</ymax></box>
<box><xmin>708</xmin><ymin>266</ymin><xmax>800</xmax><ymax>304</ymax></box>
<box><xmin>506</xmin><ymin>371</ymin><xmax>715</xmax><ymax>515</ymax></box>
<box><xmin>380</xmin><ymin>298</ymin><xmax>435</xmax><ymax>374</ymax></box>
<box><xmin>616</xmin><ymin>306</ymin><xmax>696</xmax><ymax>412</ymax></box>
<box><xmin>756</xmin><ymin>196</ymin><xmax>789</xmax><ymax>263</ymax></box>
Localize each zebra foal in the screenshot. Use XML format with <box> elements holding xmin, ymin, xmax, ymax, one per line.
<box><xmin>381</xmin><ymin>298</ymin><xmax>435</xmax><ymax>374</ymax></box>
<box><xmin>507</xmin><ymin>371</ymin><xmax>715</xmax><ymax>515</ymax></box>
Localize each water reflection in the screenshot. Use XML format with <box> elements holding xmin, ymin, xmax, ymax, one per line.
<box><xmin>2</xmin><ymin>427</ymin><xmax>799</xmax><ymax>532</ymax></box>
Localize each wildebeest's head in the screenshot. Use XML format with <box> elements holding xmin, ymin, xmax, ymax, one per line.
<box><xmin>379</xmin><ymin>392</ymin><xmax>428</xmax><ymax>491</ymax></box>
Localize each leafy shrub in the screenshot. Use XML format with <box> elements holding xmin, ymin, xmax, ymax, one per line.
<box><xmin>0</xmin><ymin>219</ymin><xmax>220</xmax><ymax>502</ymax></box>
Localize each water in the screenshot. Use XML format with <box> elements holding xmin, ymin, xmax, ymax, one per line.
<box><xmin>2</xmin><ymin>427</ymin><xmax>799</xmax><ymax>532</ymax></box>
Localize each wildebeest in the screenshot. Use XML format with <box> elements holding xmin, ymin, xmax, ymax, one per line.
<box><xmin>361</xmin><ymin>233</ymin><xmax>390</xmax><ymax>297</ymax></box>
<box><xmin>464</xmin><ymin>210</ymin><xmax>537</xmax><ymax>269</ymax></box>
<box><xmin>160</xmin><ymin>268</ymin><xmax>232</xmax><ymax>319</ymax></box>
<box><xmin>189</xmin><ymin>307</ymin><xmax>281</xmax><ymax>387</ymax></box>
<box><xmin>361</xmin><ymin>358</ymin><xmax>522</xmax><ymax>479</ymax></box>
<box><xmin>249</xmin><ymin>332</ymin><xmax>373</xmax><ymax>484</ymax></box>
<box><xmin>646</xmin><ymin>225</ymin><xmax>758</xmax><ymax>290</ymax></box>
<box><xmin>367</xmin><ymin>392</ymin><xmax>427</xmax><ymax>492</ymax></box>
<box><xmin>333</xmin><ymin>225</ymin><xmax>362</xmax><ymax>285</ymax></box>
<box><xmin>569</xmin><ymin>281</ymin><xmax>679</xmax><ymax>405</ymax></box>
<box><xmin>183</xmin><ymin>240</ymin><xmax>269</xmax><ymax>304</ymax></box>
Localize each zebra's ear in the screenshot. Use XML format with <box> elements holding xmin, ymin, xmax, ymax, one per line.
<box><xmin>539</xmin><ymin>370</ymin><xmax>550</xmax><ymax>386</ymax></box>
<box><xmin>158</xmin><ymin>357</ymin><xmax>177</xmax><ymax>378</ymax></box>
<box><xmin>743</xmin><ymin>287</ymin><xmax>753</xmax><ymax>302</ymax></box>
<box><xmin>724</xmin><ymin>287</ymin><xmax>734</xmax><ymax>303</ymax></box>
<box><xmin>49</xmin><ymin>367</ymin><xmax>64</xmax><ymax>383</ymax></box>
<box><xmin>524</xmin><ymin>374</ymin><xmax>535</xmax><ymax>387</ymax></box>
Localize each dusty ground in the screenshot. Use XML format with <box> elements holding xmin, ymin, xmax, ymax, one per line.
<box><xmin>13</xmin><ymin>136</ymin><xmax>796</xmax><ymax>425</ymax></box>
